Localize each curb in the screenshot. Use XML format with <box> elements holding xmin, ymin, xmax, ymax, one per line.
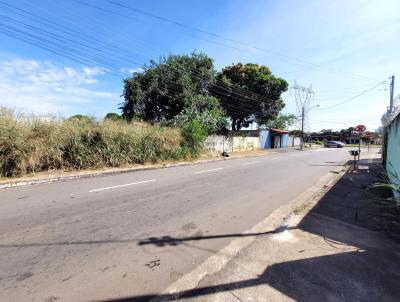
<box><xmin>0</xmin><ymin>148</ymin><xmax>301</xmax><ymax>190</ymax></box>
<box><xmin>155</xmin><ymin>164</ymin><xmax>348</xmax><ymax>300</ymax></box>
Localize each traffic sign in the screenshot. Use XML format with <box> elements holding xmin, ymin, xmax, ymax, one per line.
<box><xmin>366</xmin><ymin>131</ymin><xmax>373</xmax><ymax>139</ymax></box>
<box><xmin>355</xmin><ymin>125</ymin><xmax>366</xmax><ymax>132</ymax></box>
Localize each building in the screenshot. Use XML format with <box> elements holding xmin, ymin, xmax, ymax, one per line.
<box><xmin>260</xmin><ymin>129</ymin><xmax>289</xmax><ymax>149</ymax></box>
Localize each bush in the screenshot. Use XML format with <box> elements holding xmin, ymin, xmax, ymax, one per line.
<box><xmin>180</xmin><ymin>119</ymin><xmax>207</xmax><ymax>156</ymax></box>
<box><xmin>0</xmin><ymin>113</ymin><xmax>200</xmax><ymax>178</ymax></box>
<box><xmin>172</xmin><ymin>95</ymin><xmax>227</xmax><ymax>134</ymax></box>
<box><xmin>104</xmin><ymin>112</ymin><xmax>121</xmax><ymax>121</ymax></box>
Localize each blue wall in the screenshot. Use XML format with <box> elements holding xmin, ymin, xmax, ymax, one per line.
<box><xmin>260</xmin><ymin>130</ymin><xmax>271</xmax><ymax>149</ymax></box>
<box><xmin>282</xmin><ymin>134</ymin><xmax>289</xmax><ymax>148</ymax></box>
<box><xmin>259</xmin><ymin>130</ymin><xmax>289</xmax><ymax>149</ymax></box>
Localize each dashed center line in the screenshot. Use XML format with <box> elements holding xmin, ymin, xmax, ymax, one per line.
<box><xmin>89</xmin><ymin>179</ymin><xmax>156</xmax><ymax>193</ymax></box>
<box><xmin>193</xmin><ymin>168</ymin><xmax>223</xmax><ymax>174</ymax></box>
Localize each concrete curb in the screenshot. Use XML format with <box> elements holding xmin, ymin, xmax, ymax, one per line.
<box><xmin>0</xmin><ymin>148</ymin><xmax>302</xmax><ymax>190</ymax></box>
<box><xmin>155</xmin><ymin>164</ymin><xmax>349</xmax><ymax>300</ymax></box>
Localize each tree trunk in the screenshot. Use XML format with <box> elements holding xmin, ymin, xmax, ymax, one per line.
<box><xmin>231</xmin><ymin>119</ymin><xmax>236</xmax><ymax>131</ymax></box>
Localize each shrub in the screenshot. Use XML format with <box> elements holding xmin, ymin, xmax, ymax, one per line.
<box><xmin>104</xmin><ymin>112</ymin><xmax>121</xmax><ymax>121</ymax></box>
<box><xmin>0</xmin><ymin>113</ymin><xmax>202</xmax><ymax>178</ymax></box>
<box><xmin>180</xmin><ymin>119</ymin><xmax>207</xmax><ymax>156</ymax></box>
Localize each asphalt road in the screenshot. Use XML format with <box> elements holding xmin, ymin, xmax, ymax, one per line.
<box><xmin>0</xmin><ymin>148</ymin><xmax>351</xmax><ymax>302</ymax></box>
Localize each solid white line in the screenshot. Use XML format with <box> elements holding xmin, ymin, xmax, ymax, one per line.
<box><xmin>242</xmin><ymin>161</ymin><xmax>258</xmax><ymax>165</ymax></box>
<box><xmin>89</xmin><ymin>179</ymin><xmax>156</xmax><ymax>193</ymax></box>
<box><xmin>193</xmin><ymin>168</ymin><xmax>223</xmax><ymax>174</ymax></box>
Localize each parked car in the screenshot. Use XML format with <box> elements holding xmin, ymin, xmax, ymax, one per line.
<box><xmin>324</xmin><ymin>141</ymin><xmax>345</xmax><ymax>148</ymax></box>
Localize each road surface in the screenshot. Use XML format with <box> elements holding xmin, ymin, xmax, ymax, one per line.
<box><xmin>0</xmin><ymin>148</ymin><xmax>350</xmax><ymax>301</ymax></box>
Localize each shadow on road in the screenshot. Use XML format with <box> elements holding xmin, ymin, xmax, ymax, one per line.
<box><xmin>308</xmin><ymin>159</ymin><xmax>352</xmax><ymax>167</ymax></box>
<box><xmin>105</xmin><ymin>249</ymin><xmax>399</xmax><ymax>302</ymax></box>
<box><xmin>137</xmin><ymin>226</ymin><xmax>291</xmax><ymax>247</ymax></box>
<box><xmin>0</xmin><ymin>227</ymin><xmax>293</xmax><ymax>249</ymax></box>
<box><xmin>103</xmin><ymin>157</ymin><xmax>400</xmax><ymax>302</ymax></box>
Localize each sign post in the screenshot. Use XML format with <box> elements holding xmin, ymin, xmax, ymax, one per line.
<box><xmin>355</xmin><ymin>125</ymin><xmax>366</xmax><ymax>160</ymax></box>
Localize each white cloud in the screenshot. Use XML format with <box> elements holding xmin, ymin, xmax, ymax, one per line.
<box><xmin>0</xmin><ymin>58</ymin><xmax>119</xmax><ymax>115</ymax></box>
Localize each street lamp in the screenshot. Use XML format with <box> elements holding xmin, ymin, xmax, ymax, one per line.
<box><xmin>300</xmin><ymin>104</ymin><xmax>320</xmax><ymax>151</ymax></box>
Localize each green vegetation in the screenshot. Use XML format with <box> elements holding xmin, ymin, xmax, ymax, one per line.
<box><xmin>104</xmin><ymin>112</ymin><xmax>121</xmax><ymax>121</ymax></box>
<box><xmin>120</xmin><ymin>53</ymin><xmax>288</xmax><ymax>131</ymax></box>
<box><xmin>0</xmin><ymin>110</ymin><xmax>207</xmax><ymax>178</ymax></box>
<box><xmin>180</xmin><ymin>119</ymin><xmax>208</xmax><ymax>156</ymax></box>
<box><xmin>0</xmin><ymin>52</ymin><xmax>291</xmax><ymax>178</ymax></box>
<box><xmin>68</xmin><ymin>114</ymin><xmax>95</xmax><ymax>123</ymax></box>
<box><xmin>214</xmin><ymin>63</ymin><xmax>288</xmax><ymax>130</ymax></box>
<box><xmin>263</xmin><ymin>114</ymin><xmax>296</xmax><ymax>130</ymax></box>
<box><xmin>368</xmin><ymin>171</ymin><xmax>400</xmax><ymax>205</ymax></box>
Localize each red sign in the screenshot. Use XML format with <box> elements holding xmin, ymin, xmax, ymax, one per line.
<box><xmin>355</xmin><ymin>125</ymin><xmax>366</xmax><ymax>132</ymax></box>
<box><xmin>366</xmin><ymin>131</ymin><xmax>373</xmax><ymax>139</ymax></box>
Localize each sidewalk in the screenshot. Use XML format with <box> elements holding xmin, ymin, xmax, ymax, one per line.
<box><xmin>159</xmin><ymin>152</ymin><xmax>400</xmax><ymax>301</ymax></box>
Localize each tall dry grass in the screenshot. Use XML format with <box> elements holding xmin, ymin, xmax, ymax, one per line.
<box><xmin>0</xmin><ymin>108</ymin><xmax>195</xmax><ymax>177</ymax></box>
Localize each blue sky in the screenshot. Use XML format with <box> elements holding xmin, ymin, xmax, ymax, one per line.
<box><xmin>0</xmin><ymin>0</ymin><xmax>399</xmax><ymax>131</ymax></box>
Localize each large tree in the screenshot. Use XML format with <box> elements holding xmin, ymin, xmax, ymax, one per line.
<box><xmin>212</xmin><ymin>63</ymin><xmax>288</xmax><ymax>130</ymax></box>
<box><xmin>120</xmin><ymin>52</ymin><xmax>219</xmax><ymax>123</ymax></box>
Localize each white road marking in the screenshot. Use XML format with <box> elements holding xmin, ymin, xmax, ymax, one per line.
<box><xmin>193</xmin><ymin>168</ymin><xmax>223</xmax><ymax>174</ymax></box>
<box><xmin>242</xmin><ymin>161</ymin><xmax>258</xmax><ymax>165</ymax></box>
<box><xmin>89</xmin><ymin>179</ymin><xmax>156</xmax><ymax>193</ymax></box>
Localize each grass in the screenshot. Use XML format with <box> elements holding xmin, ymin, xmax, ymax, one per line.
<box><xmin>0</xmin><ymin>107</ymin><xmax>204</xmax><ymax>178</ymax></box>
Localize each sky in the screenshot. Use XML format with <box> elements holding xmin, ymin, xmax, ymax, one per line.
<box><xmin>0</xmin><ymin>0</ymin><xmax>399</xmax><ymax>131</ymax></box>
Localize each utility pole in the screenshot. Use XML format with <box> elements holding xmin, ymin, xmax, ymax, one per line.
<box><xmin>300</xmin><ymin>107</ymin><xmax>305</xmax><ymax>151</ymax></box>
<box><xmin>389</xmin><ymin>75</ymin><xmax>395</xmax><ymax>112</ymax></box>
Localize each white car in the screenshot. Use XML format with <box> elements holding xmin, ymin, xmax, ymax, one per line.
<box><xmin>324</xmin><ymin>141</ymin><xmax>345</xmax><ymax>148</ymax></box>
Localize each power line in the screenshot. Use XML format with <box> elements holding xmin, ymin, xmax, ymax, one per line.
<box><xmin>67</xmin><ymin>1</ymin><xmax>281</xmax><ymax>104</ymax></box>
<box><xmin>2</xmin><ymin>1</ymin><xmax>390</xmax><ymax>121</ymax></box>
<box><xmin>310</xmin><ymin>119</ymin><xmax>376</xmax><ymax>124</ymax></box>
<box><xmin>105</xmin><ymin>0</ymin><xmax>375</xmax><ymax>80</ymax></box>
<box><xmin>315</xmin><ymin>79</ymin><xmax>389</xmax><ymax>110</ymax></box>
<box><xmin>0</xmin><ymin>2</ymin><xmax>286</xmax><ymax>111</ymax></box>
<box><xmin>63</xmin><ymin>0</ymin><xmax>286</xmax><ymax>105</ymax></box>
<box><xmin>316</xmin><ymin>83</ymin><xmax>388</xmax><ymax>93</ymax></box>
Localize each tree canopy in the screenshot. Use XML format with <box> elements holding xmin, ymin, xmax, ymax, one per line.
<box><xmin>120</xmin><ymin>53</ymin><xmax>217</xmax><ymax>121</ymax></box>
<box><xmin>212</xmin><ymin>63</ymin><xmax>288</xmax><ymax>130</ymax></box>
<box><xmin>263</xmin><ymin>114</ymin><xmax>297</xmax><ymax>130</ymax></box>
<box><xmin>120</xmin><ymin>54</ymin><xmax>289</xmax><ymax>132</ymax></box>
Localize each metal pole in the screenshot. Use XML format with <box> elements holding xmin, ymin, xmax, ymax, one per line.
<box><xmin>300</xmin><ymin>106</ymin><xmax>305</xmax><ymax>151</ymax></box>
<box><xmin>389</xmin><ymin>75</ymin><xmax>395</xmax><ymax>112</ymax></box>
<box><xmin>358</xmin><ymin>136</ymin><xmax>361</xmax><ymax>161</ymax></box>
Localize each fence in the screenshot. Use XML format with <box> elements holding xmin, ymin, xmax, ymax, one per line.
<box><xmin>204</xmin><ymin>135</ymin><xmax>260</xmax><ymax>152</ymax></box>
<box><xmin>204</xmin><ymin>135</ymin><xmax>233</xmax><ymax>153</ymax></box>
